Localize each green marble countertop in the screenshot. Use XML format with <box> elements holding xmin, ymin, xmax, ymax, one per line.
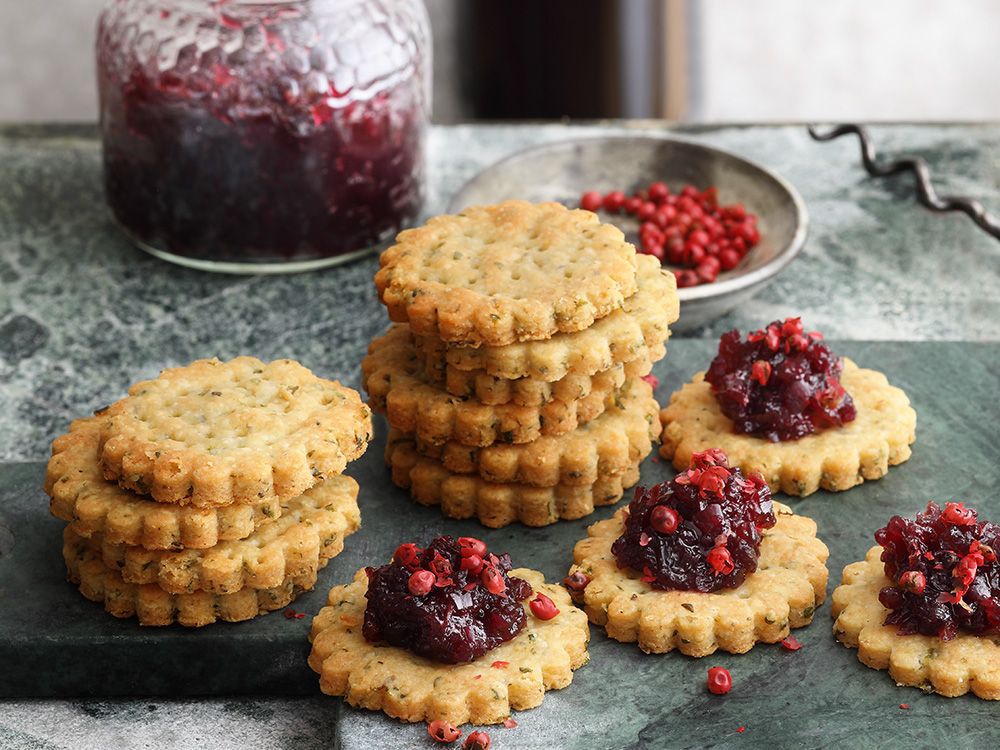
<box><xmin>1</xmin><ymin>122</ymin><xmax>999</xmax><ymax>750</ymax></box>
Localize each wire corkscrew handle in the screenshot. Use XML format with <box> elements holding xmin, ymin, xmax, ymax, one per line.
<box><xmin>808</xmin><ymin>123</ymin><xmax>1000</xmax><ymax>241</ymax></box>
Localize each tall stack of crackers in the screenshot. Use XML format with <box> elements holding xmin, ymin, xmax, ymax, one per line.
<box><xmin>44</xmin><ymin>357</ymin><xmax>372</xmax><ymax>626</ymax></box>
<box><xmin>364</xmin><ymin>200</ymin><xmax>679</xmax><ymax>527</ymax></box>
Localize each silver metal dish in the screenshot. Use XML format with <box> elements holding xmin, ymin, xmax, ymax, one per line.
<box><xmin>447</xmin><ymin>135</ymin><xmax>809</xmax><ymax>331</ymax></box>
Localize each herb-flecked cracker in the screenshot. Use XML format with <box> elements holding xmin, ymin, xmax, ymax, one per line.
<box><xmin>413</xmin><ymin>254</ymin><xmax>677</xmax><ymax>382</ymax></box>
<box><xmin>99</xmin><ymin>475</ymin><xmax>360</xmax><ymax>595</ymax></box>
<box><xmin>568</xmin><ymin>502</ymin><xmax>829</xmax><ymax>656</ymax></box>
<box><xmin>307</xmin><ymin>567</ymin><xmax>590</xmax><ymax>724</ymax></box>
<box><xmin>375</xmin><ymin>200</ymin><xmax>639</xmax><ymax>347</ymax></box>
<box><xmin>46</xmin><ymin>416</ymin><xmax>280</xmax><ymax>550</ymax></box>
<box><xmin>63</xmin><ymin>527</ymin><xmax>330</xmax><ymax>627</ymax></box>
<box><xmin>99</xmin><ymin>357</ymin><xmax>373</xmax><ymax>507</ymax></box>
<box><xmin>385</xmin><ymin>435</ymin><xmax>643</xmax><ymax>528</ymax></box>
<box><xmin>411</xmin><ymin>377</ymin><xmax>660</xmax><ymax>487</ymax></box>
<box><xmin>659</xmin><ymin>360</ymin><xmax>916</xmax><ymax>496</ymax></box>
<box><xmin>832</xmin><ymin>546</ymin><xmax>1000</xmax><ymax>699</ymax></box>
<box><xmin>437</xmin><ymin>353</ymin><xmax>653</xmax><ymax>407</ymax></box>
<box><xmin>362</xmin><ymin>325</ymin><xmax>614</xmax><ymax>447</ymax></box>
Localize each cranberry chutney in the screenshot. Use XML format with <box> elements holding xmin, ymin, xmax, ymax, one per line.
<box><xmin>363</xmin><ymin>536</ymin><xmax>533</xmax><ymax>664</ymax></box>
<box><xmin>876</xmin><ymin>502</ymin><xmax>1000</xmax><ymax>640</ymax></box>
<box><xmin>96</xmin><ymin>0</ymin><xmax>429</xmax><ymax>270</ymax></box>
<box><xmin>706</xmin><ymin>317</ymin><xmax>857</xmax><ymax>441</ymax></box>
<box><xmin>612</xmin><ymin>449</ymin><xmax>776</xmax><ymax>593</ymax></box>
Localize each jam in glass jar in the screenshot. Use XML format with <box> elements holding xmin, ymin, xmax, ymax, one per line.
<box><xmin>96</xmin><ymin>0</ymin><xmax>430</xmax><ymax>272</ymax></box>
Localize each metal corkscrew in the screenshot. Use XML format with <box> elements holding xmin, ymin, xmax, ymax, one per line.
<box><xmin>808</xmin><ymin>123</ymin><xmax>1000</xmax><ymax>241</ymax></box>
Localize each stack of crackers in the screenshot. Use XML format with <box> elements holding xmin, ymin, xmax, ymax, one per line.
<box><xmin>44</xmin><ymin>357</ymin><xmax>372</xmax><ymax>626</ymax></box>
<box><xmin>364</xmin><ymin>200</ymin><xmax>679</xmax><ymax>527</ymax></box>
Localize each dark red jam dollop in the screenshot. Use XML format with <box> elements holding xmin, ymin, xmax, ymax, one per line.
<box><xmin>705</xmin><ymin>317</ymin><xmax>857</xmax><ymax>442</ymax></box>
<box><xmin>363</xmin><ymin>536</ymin><xmax>533</xmax><ymax>664</ymax></box>
<box><xmin>875</xmin><ymin>502</ymin><xmax>1000</xmax><ymax>640</ymax></box>
<box><xmin>611</xmin><ymin>449</ymin><xmax>775</xmax><ymax>592</ymax></box>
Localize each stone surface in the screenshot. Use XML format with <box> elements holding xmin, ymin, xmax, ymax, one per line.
<box><xmin>2</xmin><ymin>123</ymin><xmax>1000</xmax><ymax>461</ymax></box>
<box><xmin>3</xmin><ymin>340</ymin><xmax>999</xmax><ymax>748</ymax></box>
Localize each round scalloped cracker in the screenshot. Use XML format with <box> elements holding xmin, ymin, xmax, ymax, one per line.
<box><xmin>411</xmin><ymin>377</ymin><xmax>660</xmax><ymax>487</ymax></box>
<box><xmin>386</xmin><ymin>434</ymin><xmax>643</xmax><ymax>528</ymax></box>
<box><xmin>568</xmin><ymin>502</ymin><xmax>829</xmax><ymax>656</ymax></box>
<box><xmin>362</xmin><ymin>325</ymin><xmax>614</xmax><ymax>447</ymax></box>
<box><xmin>46</xmin><ymin>417</ymin><xmax>281</xmax><ymax>550</ymax></box>
<box><xmin>439</xmin><ymin>348</ymin><xmax>654</xmax><ymax>407</ymax></box>
<box><xmin>659</xmin><ymin>360</ymin><xmax>916</xmax><ymax>497</ymax></box>
<box><xmin>307</xmin><ymin>567</ymin><xmax>590</xmax><ymax>725</ymax></box>
<box><xmin>99</xmin><ymin>475</ymin><xmax>360</xmax><ymax>595</ymax></box>
<box><xmin>832</xmin><ymin>546</ymin><xmax>1000</xmax><ymax>700</ymax></box>
<box><xmin>375</xmin><ymin>200</ymin><xmax>639</xmax><ymax>347</ymax></box>
<box><xmin>63</xmin><ymin>527</ymin><xmax>328</xmax><ymax>627</ymax></box>
<box><xmin>99</xmin><ymin>357</ymin><xmax>373</xmax><ymax>507</ymax></box>
<box><xmin>414</xmin><ymin>254</ymin><xmax>677</xmax><ymax>382</ymax></box>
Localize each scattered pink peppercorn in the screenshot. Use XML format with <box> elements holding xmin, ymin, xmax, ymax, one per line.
<box><xmin>780</xmin><ymin>636</ymin><xmax>802</xmax><ymax>651</ymax></box>
<box><xmin>941</xmin><ymin>502</ymin><xmax>976</xmax><ymax>526</ymax></box>
<box><xmin>502</xmin><ymin>717</ymin><xmax>518</xmax><ymax>729</ymax></box>
<box><xmin>707</xmin><ymin>666</ymin><xmax>732</xmax><ymax>695</ymax></box>
<box><xmin>898</xmin><ymin>570</ymin><xmax>926</xmax><ymax>595</ymax></box>
<box><xmin>529</xmin><ymin>592</ymin><xmax>560</xmax><ymax>620</ymax></box>
<box><xmin>481</xmin><ymin>565</ymin><xmax>506</xmax><ymax>596</ymax></box>
<box><xmin>428</xmin><ymin>720</ymin><xmax>462</xmax><ymax>743</ymax></box>
<box><xmin>463</xmin><ymin>730</ymin><xmax>491</xmax><ymax>750</ymax></box>
<box><xmin>457</xmin><ymin>537</ymin><xmax>487</xmax><ymax>558</ymax></box>
<box><xmin>562</xmin><ymin>571</ymin><xmax>591</xmax><ymax>591</ymax></box>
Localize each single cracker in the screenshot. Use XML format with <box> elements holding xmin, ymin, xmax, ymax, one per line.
<box><xmin>363</xmin><ymin>325</ymin><xmax>616</xmax><ymax>446</ymax></box>
<box><xmin>46</xmin><ymin>416</ymin><xmax>281</xmax><ymax>550</ymax></box>
<box><xmin>439</xmin><ymin>350</ymin><xmax>654</xmax><ymax>407</ymax></box>
<box><xmin>832</xmin><ymin>546</ymin><xmax>1000</xmax><ymax>700</ymax></box>
<box><xmin>414</xmin><ymin>254</ymin><xmax>678</xmax><ymax>382</ymax></box>
<box><xmin>568</xmin><ymin>502</ymin><xmax>829</xmax><ymax>656</ymax></box>
<box><xmin>99</xmin><ymin>476</ymin><xmax>360</xmax><ymax>595</ymax></box>
<box><xmin>63</xmin><ymin>527</ymin><xmax>329</xmax><ymax>627</ymax></box>
<box><xmin>375</xmin><ymin>199</ymin><xmax>639</xmax><ymax>347</ymax></box>
<box><xmin>411</xmin><ymin>377</ymin><xmax>660</xmax><ymax>487</ymax></box>
<box><xmin>308</xmin><ymin>567</ymin><xmax>590</xmax><ymax>725</ymax></box>
<box><xmin>99</xmin><ymin>357</ymin><xmax>373</xmax><ymax>507</ymax></box>
<box><xmin>385</xmin><ymin>434</ymin><xmax>644</xmax><ymax>528</ymax></box>
<box><xmin>659</xmin><ymin>360</ymin><xmax>916</xmax><ymax>497</ymax></box>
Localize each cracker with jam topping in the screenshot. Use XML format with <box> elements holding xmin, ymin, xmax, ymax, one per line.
<box><xmin>832</xmin><ymin>502</ymin><xmax>1000</xmax><ymax>700</ymax></box>
<box><xmin>308</xmin><ymin>537</ymin><xmax>590</xmax><ymax>725</ymax></box>
<box><xmin>660</xmin><ymin>319</ymin><xmax>916</xmax><ymax>496</ymax></box>
<box><xmin>567</xmin><ymin>450</ymin><xmax>829</xmax><ymax>656</ymax></box>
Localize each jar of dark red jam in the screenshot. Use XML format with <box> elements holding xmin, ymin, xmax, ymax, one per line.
<box><xmin>96</xmin><ymin>0</ymin><xmax>430</xmax><ymax>272</ymax></box>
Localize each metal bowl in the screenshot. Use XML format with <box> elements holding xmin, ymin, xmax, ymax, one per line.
<box><xmin>447</xmin><ymin>135</ymin><xmax>809</xmax><ymax>331</ymax></box>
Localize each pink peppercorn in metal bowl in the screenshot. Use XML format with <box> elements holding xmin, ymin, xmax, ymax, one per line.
<box><xmin>447</xmin><ymin>135</ymin><xmax>809</xmax><ymax>330</ymax></box>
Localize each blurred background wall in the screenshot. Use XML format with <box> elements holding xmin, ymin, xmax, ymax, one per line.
<box><xmin>4</xmin><ymin>0</ymin><xmax>1000</xmax><ymax>123</ymax></box>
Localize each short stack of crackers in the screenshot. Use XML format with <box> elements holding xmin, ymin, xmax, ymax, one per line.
<box><xmin>44</xmin><ymin>357</ymin><xmax>372</xmax><ymax>626</ymax></box>
<box><xmin>364</xmin><ymin>200</ymin><xmax>679</xmax><ymax>527</ymax></box>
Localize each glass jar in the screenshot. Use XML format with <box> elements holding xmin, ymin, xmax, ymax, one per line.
<box><xmin>96</xmin><ymin>0</ymin><xmax>431</xmax><ymax>273</ymax></box>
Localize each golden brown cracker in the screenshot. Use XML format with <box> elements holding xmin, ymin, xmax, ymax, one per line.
<box><xmin>362</xmin><ymin>324</ymin><xmax>614</xmax><ymax>447</ymax></box>
<box><xmin>659</xmin><ymin>360</ymin><xmax>916</xmax><ymax>496</ymax></box>
<box><xmin>308</xmin><ymin>567</ymin><xmax>590</xmax><ymax>724</ymax></box>
<box><xmin>100</xmin><ymin>476</ymin><xmax>360</xmax><ymax>595</ymax></box>
<box><xmin>411</xmin><ymin>377</ymin><xmax>659</xmax><ymax>487</ymax></box>
<box><xmin>832</xmin><ymin>546</ymin><xmax>1000</xmax><ymax>699</ymax></box>
<box><xmin>375</xmin><ymin>200</ymin><xmax>639</xmax><ymax>346</ymax></box>
<box><xmin>46</xmin><ymin>416</ymin><xmax>280</xmax><ymax>550</ymax></box>
<box><xmin>568</xmin><ymin>502</ymin><xmax>828</xmax><ymax>656</ymax></box>
<box><xmin>99</xmin><ymin>357</ymin><xmax>372</xmax><ymax>507</ymax></box>
<box><xmin>386</xmin><ymin>434</ymin><xmax>644</xmax><ymax>528</ymax></box>
<box><xmin>63</xmin><ymin>527</ymin><xmax>327</xmax><ymax>627</ymax></box>
<box><xmin>413</xmin><ymin>254</ymin><xmax>677</xmax><ymax>382</ymax></box>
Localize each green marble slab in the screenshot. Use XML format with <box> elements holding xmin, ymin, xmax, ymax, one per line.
<box><xmin>0</xmin><ymin>340</ymin><xmax>997</xmax><ymax>749</ymax></box>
